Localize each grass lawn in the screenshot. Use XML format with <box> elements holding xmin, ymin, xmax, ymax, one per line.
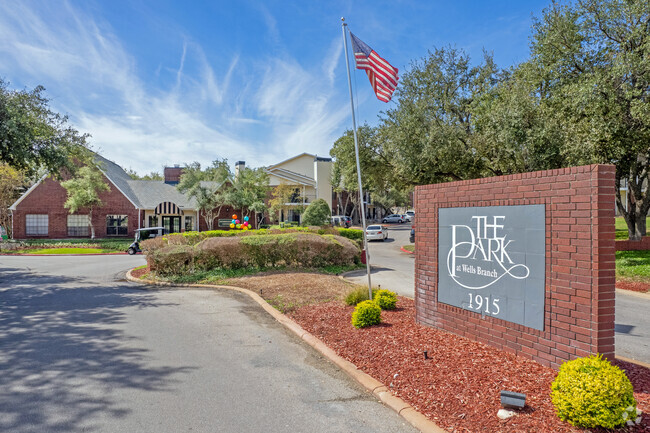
<box><xmin>616</xmin><ymin>250</ymin><xmax>650</xmax><ymax>280</ymax></box>
<box><xmin>402</xmin><ymin>244</ymin><xmax>414</xmax><ymax>253</ymax></box>
<box><xmin>615</xmin><ymin>216</ymin><xmax>650</xmax><ymax>239</ymax></box>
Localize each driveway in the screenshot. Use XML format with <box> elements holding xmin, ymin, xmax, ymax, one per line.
<box><xmin>345</xmin><ymin>222</ymin><xmax>415</xmax><ymax>298</ymax></box>
<box><xmin>0</xmin><ymin>255</ymin><xmax>417</xmax><ymax>433</ymax></box>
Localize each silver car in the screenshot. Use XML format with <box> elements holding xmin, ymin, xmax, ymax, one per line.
<box><xmin>366</xmin><ymin>224</ymin><xmax>388</xmax><ymax>241</ymax></box>
<box><xmin>382</xmin><ymin>214</ymin><xmax>404</xmax><ymax>224</ymax></box>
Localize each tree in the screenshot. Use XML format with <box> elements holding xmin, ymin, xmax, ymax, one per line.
<box><xmin>126</xmin><ymin>169</ymin><xmax>163</xmax><ymax>180</ymax></box>
<box><xmin>269</xmin><ymin>183</ymin><xmax>303</xmax><ymax>223</ymax></box>
<box><xmin>528</xmin><ymin>0</ymin><xmax>650</xmax><ymax>239</ymax></box>
<box><xmin>177</xmin><ymin>159</ymin><xmax>232</xmax><ymax>231</ymax></box>
<box><xmin>330</xmin><ymin>125</ymin><xmax>390</xmax><ymax>222</ymax></box>
<box><xmin>378</xmin><ymin>47</ymin><xmax>500</xmax><ymax>186</ymax></box>
<box><xmin>61</xmin><ymin>165</ymin><xmax>110</xmax><ymax>239</ymax></box>
<box><xmin>0</xmin><ymin>79</ymin><xmax>90</xmax><ymax>177</ymax></box>
<box><xmin>225</xmin><ymin>167</ymin><xmax>269</xmax><ymax>225</ymax></box>
<box><xmin>301</xmin><ymin>198</ymin><xmax>331</xmax><ymax>226</ymax></box>
<box><xmin>371</xmin><ymin>188</ymin><xmax>410</xmax><ymax>217</ymax></box>
<box><xmin>0</xmin><ymin>163</ymin><xmax>27</xmax><ymax>238</ymax></box>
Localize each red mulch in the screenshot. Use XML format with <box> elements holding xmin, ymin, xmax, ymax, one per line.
<box><xmin>130</xmin><ymin>267</ymin><xmax>148</xmax><ymax>279</ymax></box>
<box><xmin>617</xmin><ymin>279</ymin><xmax>650</xmax><ymax>294</ymax></box>
<box><xmin>289</xmin><ymin>297</ymin><xmax>649</xmax><ymax>433</ymax></box>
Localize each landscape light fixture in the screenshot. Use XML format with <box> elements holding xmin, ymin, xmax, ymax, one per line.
<box><xmin>500</xmin><ymin>390</ymin><xmax>526</xmax><ymax>409</ymax></box>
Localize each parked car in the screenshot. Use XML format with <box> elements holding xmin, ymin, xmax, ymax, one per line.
<box><xmin>409</xmin><ymin>227</ymin><xmax>415</xmax><ymax>243</ymax></box>
<box><xmin>366</xmin><ymin>224</ymin><xmax>388</xmax><ymax>241</ymax></box>
<box><xmin>382</xmin><ymin>214</ymin><xmax>404</xmax><ymax>224</ymax></box>
<box><xmin>402</xmin><ymin>214</ymin><xmax>413</xmax><ymax>222</ymax></box>
<box><xmin>406</xmin><ymin>210</ymin><xmax>415</xmax><ymax>218</ymax></box>
<box><xmin>331</xmin><ymin>215</ymin><xmax>352</xmax><ymax>228</ymax></box>
<box><xmin>127</xmin><ymin>227</ymin><xmax>164</xmax><ymax>255</ymax></box>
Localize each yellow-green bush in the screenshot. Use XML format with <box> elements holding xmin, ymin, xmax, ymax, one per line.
<box><xmin>374</xmin><ymin>289</ymin><xmax>397</xmax><ymax>310</ymax></box>
<box><xmin>551</xmin><ymin>354</ymin><xmax>637</xmax><ymax>429</ymax></box>
<box><xmin>351</xmin><ymin>300</ymin><xmax>381</xmax><ymax>328</ymax></box>
<box><xmin>344</xmin><ymin>287</ymin><xmax>378</xmax><ymax>306</ymax></box>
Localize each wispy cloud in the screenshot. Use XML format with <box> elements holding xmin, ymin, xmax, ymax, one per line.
<box><xmin>0</xmin><ymin>1</ymin><xmax>349</xmax><ymax>173</ymax></box>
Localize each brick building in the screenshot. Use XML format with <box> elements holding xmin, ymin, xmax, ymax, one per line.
<box><xmin>9</xmin><ymin>154</ymin><xmax>242</xmax><ymax>239</ymax></box>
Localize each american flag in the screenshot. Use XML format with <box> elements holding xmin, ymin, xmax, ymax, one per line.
<box><xmin>349</xmin><ymin>32</ymin><xmax>399</xmax><ymax>102</ymax></box>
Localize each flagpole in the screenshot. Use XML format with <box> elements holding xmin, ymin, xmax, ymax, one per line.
<box><xmin>341</xmin><ymin>17</ymin><xmax>373</xmax><ymax>300</ymax></box>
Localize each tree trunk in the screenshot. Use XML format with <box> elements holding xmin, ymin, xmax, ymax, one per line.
<box><xmin>89</xmin><ymin>208</ymin><xmax>95</xmax><ymax>239</ymax></box>
<box><xmin>616</xmin><ymin>162</ymin><xmax>649</xmax><ymax>241</ymax></box>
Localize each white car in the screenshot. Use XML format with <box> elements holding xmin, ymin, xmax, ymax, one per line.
<box><xmin>366</xmin><ymin>224</ymin><xmax>388</xmax><ymax>241</ymax></box>
<box><xmin>402</xmin><ymin>214</ymin><xmax>412</xmax><ymax>222</ymax></box>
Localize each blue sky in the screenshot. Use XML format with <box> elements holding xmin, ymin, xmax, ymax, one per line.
<box><xmin>0</xmin><ymin>0</ymin><xmax>549</xmax><ymax>175</ymax></box>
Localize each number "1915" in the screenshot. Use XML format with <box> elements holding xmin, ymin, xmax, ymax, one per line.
<box><xmin>468</xmin><ymin>293</ymin><xmax>500</xmax><ymax>316</ymax></box>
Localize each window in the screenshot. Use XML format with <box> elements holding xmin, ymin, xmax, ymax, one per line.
<box><xmin>106</xmin><ymin>215</ymin><xmax>128</xmax><ymax>236</ymax></box>
<box><xmin>185</xmin><ymin>216</ymin><xmax>194</xmax><ymax>231</ymax></box>
<box><xmin>26</xmin><ymin>214</ymin><xmax>48</xmax><ymax>236</ymax></box>
<box><xmin>148</xmin><ymin>216</ymin><xmax>159</xmax><ymax>227</ymax></box>
<box><xmin>67</xmin><ymin>215</ymin><xmax>89</xmax><ymax>236</ymax></box>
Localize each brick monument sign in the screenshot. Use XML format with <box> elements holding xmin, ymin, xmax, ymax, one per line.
<box><xmin>414</xmin><ymin>165</ymin><xmax>616</xmax><ymax>368</ymax></box>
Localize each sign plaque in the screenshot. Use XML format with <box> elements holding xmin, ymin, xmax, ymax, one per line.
<box><xmin>438</xmin><ymin>205</ymin><xmax>546</xmax><ymax>330</ymax></box>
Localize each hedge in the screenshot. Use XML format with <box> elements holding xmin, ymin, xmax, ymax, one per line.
<box><xmin>147</xmin><ymin>232</ymin><xmax>360</xmax><ymax>276</ymax></box>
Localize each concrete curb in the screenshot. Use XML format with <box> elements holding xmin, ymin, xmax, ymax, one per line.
<box><xmin>616</xmin><ymin>355</ymin><xmax>650</xmax><ymax>369</ymax></box>
<box><xmin>615</xmin><ymin>288</ymin><xmax>650</xmax><ymax>300</ymax></box>
<box><xmin>125</xmin><ymin>269</ymin><xmax>446</xmax><ymax>433</ymax></box>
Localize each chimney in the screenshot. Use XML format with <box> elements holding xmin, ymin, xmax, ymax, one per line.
<box><xmin>235</xmin><ymin>161</ymin><xmax>245</xmax><ymax>178</ymax></box>
<box><xmin>164</xmin><ymin>166</ymin><xmax>183</xmax><ymax>185</ymax></box>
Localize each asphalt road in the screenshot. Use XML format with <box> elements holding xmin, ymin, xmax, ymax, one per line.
<box><xmin>345</xmin><ymin>223</ymin><xmax>415</xmax><ymax>298</ymax></box>
<box><xmin>346</xmin><ymin>222</ymin><xmax>650</xmax><ymax>363</ymax></box>
<box><xmin>0</xmin><ymin>255</ymin><xmax>417</xmax><ymax>433</ymax></box>
<box><xmin>615</xmin><ymin>290</ymin><xmax>650</xmax><ymax>363</ymax></box>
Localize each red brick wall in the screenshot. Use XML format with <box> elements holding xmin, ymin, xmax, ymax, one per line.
<box><xmin>12</xmin><ymin>176</ymin><xmax>138</xmax><ymax>239</ymax></box>
<box><xmin>414</xmin><ymin>165</ymin><xmax>616</xmax><ymax>369</ymax></box>
<box><xmin>163</xmin><ymin>167</ymin><xmax>183</xmax><ymax>184</ymax></box>
<box><xmin>616</xmin><ymin>236</ymin><xmax>650</xmax><ymax>251</ymax></box>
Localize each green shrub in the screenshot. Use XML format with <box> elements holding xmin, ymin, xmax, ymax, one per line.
<box><xmin>351</xmin><ymin>300</ymin><xmax>382</xmax><ymax>328</ymax></box>
<box><xmin>302</xmin><ymin>198</ymin><xmax>332</xmax><ymax>226</ymax></box>
<box><xmin>344</xmin><ymin>287</ymin><xmax>378</xmax><ymax>306</ymax></box>
<box><xmin>336</xmin><ymin>227</ymin><xmax>363</xmax><ymax>241</ymax></box>
<box><xmin>551</xmin><ymin>354</ymin><xmax>637</xmax><ymax>429</ymax></box>
<box><xmin>148</xmin><ymin>245</ymin><xmax>195</xmax><ymax>276</ymax></box>
<box><xmin>153</xmin><ymin>232</ymin><xmax>360</xmax><ymax>275</ymax></box>
<box><xmin>374</xmin><ymin>289</ymin><xmax>397</xmax><ymax>310</ymax></box>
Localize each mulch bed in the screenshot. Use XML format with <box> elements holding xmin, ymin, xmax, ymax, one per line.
<box><xmin>617</xmin><ymin>279</ymin><xmax>650</xmax><ymax>294</ymax></box>
<box><xmin>289</xmin><ymin>297</ymin><xmax>650</xmax><ymax>433</ymax></box>
<box><xmin>130</xmin><ymin>267</ymin><xmax>148</xmax><ymax>279</ymax></box>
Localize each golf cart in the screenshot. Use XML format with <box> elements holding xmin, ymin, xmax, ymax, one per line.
<box><xmin>127</xmin><ymin>227</ymin><xmax>164</xmax><ymax>255</ymax></box>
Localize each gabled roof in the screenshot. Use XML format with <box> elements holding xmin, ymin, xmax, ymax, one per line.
<box><xmin>266</xmin><ymin>152</ymin><xmax>316</xmax><ymax>170</ymax></box>
<box><xmin>266</xmin><ymin>167</ymin><xmax>316</xmax><ymax>186</ymax></box>
<box><xmin>126</xmin><ymin>180</ymin><xmax>197</xmax><ymax>209</ymax></box>
<box><xmin>10</xmin><ymin>153</ymin><xmax>200</xmax><ymax>212</ymax></box>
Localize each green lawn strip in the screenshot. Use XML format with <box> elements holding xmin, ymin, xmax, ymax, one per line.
<box><xmin>22</xmin><ymin>247</ymin><xmax>116</xmax><ymax>255</ymax></box>
<box><xmin>616</xmin><ymin>250</ymin><xmax>650</xmax><ymax>281</ymax></box>
<box><xmin>24</xmin><ymin>238</ymin><xmax>132</xmax><ymax>251</ymax></box>
<box><xmin>150</xmin><ymin>263</ymin><xmax>364</xmax><ymax>285</ymax></box>
<box><xmin>615</xmin><ymin>217</ymin><xmax>650</xmax><ymax>240</ymax></box>
<box><xmin>402</xmin><ymin>245</ymin><xmax>415</xmax><ymax>252</ymax></box>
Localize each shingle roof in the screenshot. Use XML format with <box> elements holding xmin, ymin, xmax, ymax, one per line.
<box><xmin>95</xmin><ymin>154</ymin><xmax>197</xmax><ymax>210</ymax></box>
<box><xmin>125</xmin><ymin>180</ymin><xmax>196</xmax><ymax>209</ymax></box>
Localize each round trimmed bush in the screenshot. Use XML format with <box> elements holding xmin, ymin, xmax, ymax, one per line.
<box><xmin>351</xmin><ymin>300</ymin><xmax>381</xmax><ymax>328</ymax></box>
<box><xmin>551</xmin><ymin>354</ymin><xmax>637</xmax><ymax>429</ymax></box>
<box><xmin>373</xmin><ymin>289</ymin><xmax>397</xmax><ymax>310</ymax></box>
